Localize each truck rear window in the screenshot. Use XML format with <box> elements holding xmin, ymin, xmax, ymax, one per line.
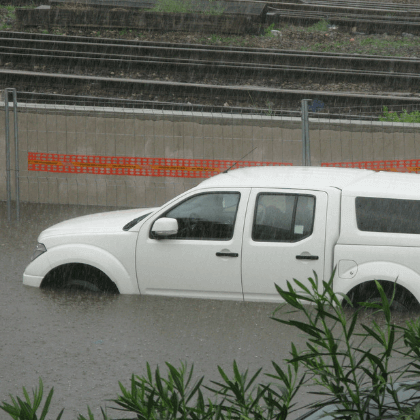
<box><xmin>356</xmin><ymin>197</ymin><xmax>420</xmax><ymax>234</ymax></box>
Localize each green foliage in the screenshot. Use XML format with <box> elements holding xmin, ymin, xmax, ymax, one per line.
<box><xmin>208</xmin><ymin>34</ymin><xmax>221</xmax><ymax>42</ymax></box>
<box><xmin>380</xmin><ymin>106</ymin><xmax>420</xmax><ymax>123</ymax></box>
<box><xmin>305</xmin><ymin>19</ymin><xmax>330</xmax><ymax>32</ymax></box>
<box><xmin>398</xmin><ymin>402</ymin><xmax>420</xmax><ymax>420</ymax></box>
<box><xmin>0</xmin><ymin>5</ymin><xmax>15</xmax><ymax>29</ymax></box>
<box><xmin>272</xmin><ymin>273</ymin><xmax>420</xmax><ymax>419</ymax></box>
<box><xmin>207</xmin><ymin>360</ymin><xmax>302</xmax><ymax>420</ymax></box>
<box><xmin>264</xmin><ymin>23</ymin><xmax>276</xmax><ymax>37</ymax></box>
<box><xmin>152</xmin><ymin>0</ymin><xmax>194</xmax><ymax>14</ymax></box>
<box><xmin>198</xmin><ymin>35</ymin><xmax>245</xmax><ymax>46</ymax></box>
<box><xmin>360</xmin><ymin>37</ymin><xmax>420</xmax><ymax>49</ymax></box>
<box><xmin>304</xmin><ymin>36</ymin><xmax>420</xmax><ymax>55</ymax></box>
<box><xmin>113</xmin><ymin>362</ymin><xmax>208</xmax><ymax>420</ymax></box>
<box><xmin>112</xmin><ymin>360</ymin><xmax>302</xmax><ymax>420</ymax></box>
<box><xmin>77</xmin><ymin>407</ymin><xmax>109</xmax><ymax>420</ymax></box>
<box><xmin>152</xmin><ymin>0</ymin><xmax>224</xmax><ymax>15</ymax></box>
<box><xmin>0</xmin><ymin>378</ymin><xmax>64</xmax><ymax>420</ymax></box>
<box><xmin>265</xmin><ymin>101</ymin><xmax>274</xmax><ymax>116</ymax></box>
<box><xmin>202</xmin><ymin>0</ymin><xmax>225</xmax><ymax>16</ymax></box>
<box><xmin>308</xmin><ymin>42</ymin><xmax>327</xmax><ymax>52</ymax></box>
<box><xmin>5</xmin><ymin>5</ymin><xmax>15</xmax><ymax>18</ymax></box>
<box><xmin>307</xmin><ymin>41</ymin><xmax>349</xmax><ymax>53</ymax></box>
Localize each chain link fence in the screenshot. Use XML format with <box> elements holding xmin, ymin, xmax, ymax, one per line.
<box><xmin>2</xmin><ymin>91</ymin><xmax>420</xmax><ymax>221</ymax></box>
<box><xmin>307</xmin><ymin>103</ymin><xmax>420</xmax><ymax>169</ymax></box>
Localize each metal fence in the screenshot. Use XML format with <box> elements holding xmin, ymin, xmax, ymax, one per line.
<box><xmin>2</xmin><ymin>90</ymin><xmax>420</xmax><ymax>221</ymax></box>
<box><xmin>307</xmin><ymin>106</ymin><xmax>420</xmax><ymax>170</ymax></box>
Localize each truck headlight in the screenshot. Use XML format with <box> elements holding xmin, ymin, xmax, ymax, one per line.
<box><xmin>31</xmin><ymin>243</ymin><xmax>47</xmax><ymax>261</ymax></box>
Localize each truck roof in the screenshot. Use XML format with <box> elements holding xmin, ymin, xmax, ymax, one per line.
<box><xmin>199</xmin><ymin>166</ymin><xmax>373</xmax><ymax>190</ymax></box>
<box><xmin>198</xmin><ymin>166</ymin><xmax>420</xmax><ymax>199</ymax></box>
<box><xmin>343</xmin><ymin>170</ymin><xmax>420</xmax><ymax>199</ymax></box>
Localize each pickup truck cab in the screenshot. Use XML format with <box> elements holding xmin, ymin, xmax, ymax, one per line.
<box><xmin>23</xmin><ymin>166</ymin><xmax>420</xmax><ymax>309</ymax></box>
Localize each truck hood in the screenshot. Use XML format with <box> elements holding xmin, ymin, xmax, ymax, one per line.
<box><xmin>39</xmin><ymin>207</ymin><xmax>158</xmax><ymax>239</ymax></box>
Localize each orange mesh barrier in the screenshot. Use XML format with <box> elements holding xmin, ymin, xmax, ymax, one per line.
<box><xmin>28</xmin><ymin>153</ymin><xmax>292</xmax><ymax>178</ymax></box>
<box><xmin>321</xmin><ymin>159</ymin><xmax>420</xmax><ymax>174</ymax></box>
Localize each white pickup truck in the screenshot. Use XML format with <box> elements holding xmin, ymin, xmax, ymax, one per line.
<box><xmin>23</xmin><ymin>166</ymin><xmax>420</xmax><ymax>309</ymax></box>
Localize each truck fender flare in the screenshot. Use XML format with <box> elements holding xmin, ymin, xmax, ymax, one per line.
<box><xmin>45</xmin><ymin>244</ymin><xmax>139</xmax><ymax>294</ymax></box>
<box><xmin>335</xmin><ymin>261</ymin><xmax>420</xmax><ymax>304</ymax></box>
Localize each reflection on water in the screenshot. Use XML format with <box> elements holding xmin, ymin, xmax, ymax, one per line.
<box><xmin>39</xmin><ymin>288</ymin><xmax>121</xmax><ymax>307</ymax></box>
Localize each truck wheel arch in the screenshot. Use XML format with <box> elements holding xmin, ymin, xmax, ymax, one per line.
<box><xmin>41</xmin><ymin>263</ymin><xmax>119</xmax><ymax>293</ymax></box>
<box><xmin>336</xmin><ymin>261</ymin><xmax>420</xmax><ymax>311</ymax></box>
<box><xmin>346</xmin><ymin>280</ymin><xmax>418</xmax><ymax>311</ymax></box>
<box><xmin>41</xmin><ymin>244</ymin><xmax>139</xmax><ymax>294</ymax></box>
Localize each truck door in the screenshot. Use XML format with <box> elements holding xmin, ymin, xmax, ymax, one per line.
<box><xmin>136</xmin><ymin>188</ymin><xmax>250</xmax><ymax>300</ymax></box>
<box><xmin>241</xmin><ymin>189</ymin><xmax>328</xmax><ymax>301</ymax></box>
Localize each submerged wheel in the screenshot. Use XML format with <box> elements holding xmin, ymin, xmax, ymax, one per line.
<box><xmin>348</xmin><ymin>281</ymin><xmax>419</xmax><ymax>312</ymax></box>
<box><xmin>41</xmin><ymin>263</ymin><xmax>119</xmax><ymax>294</ymax></box>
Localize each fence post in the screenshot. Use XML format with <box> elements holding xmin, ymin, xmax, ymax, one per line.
<box><xmin>301</xmin><ymin>99</ymin><xmax>311</xmax><ymax>166</ymax></box>
<box><xmin>4</xmin><ymin>88</ymin><xmax>19</xmax><ymax>222</ymax></box>
<box><xmin>12</xmin><ymin>89</ymin><xmax>19</xmax><ymax>221</ymax></box>
<box><xmin>4</xmin><ymin>89</ymin><xmax>11</xmax><ymax>221</ymax></box>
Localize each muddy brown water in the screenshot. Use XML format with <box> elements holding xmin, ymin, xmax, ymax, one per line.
<box><xmin>0</xmin><ymin>202</ymin><xmax>417</xmax><ymax>420</ymax></box>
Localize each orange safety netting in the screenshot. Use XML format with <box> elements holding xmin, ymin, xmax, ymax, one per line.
<box><xmin>321</xmin><ymin>159</ymin><xmax>420</xmax><ymax>173</ymax></box>
<box><xmin>28</xmin><ymin>152</ymin><xmax>292</xmax><ymax>178</ymax></box>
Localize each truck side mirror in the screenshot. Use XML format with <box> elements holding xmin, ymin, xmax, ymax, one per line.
<box><xmin>151</xmin><ymin>218</ymin><xmax>178</xmax><ymax>238</ymax></box>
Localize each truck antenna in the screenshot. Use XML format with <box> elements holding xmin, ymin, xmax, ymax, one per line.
<box><xmin>223</xmin><ymin>147</ymin><xmax>257</xmax><ymax>174</ymax></box>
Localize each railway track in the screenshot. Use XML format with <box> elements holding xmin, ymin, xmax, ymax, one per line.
<box><xmin>1</xmin><ymin>31</ymin><xmax>420</xmax><ymax>112</ymax></box>
<box><xmin>2</xmin><ymin>32</ymin><xmax>420</xmax><ymax>77</ymax></box>
<box><xmin>244</xmin><ymin>0</ymin><xmax>420</xmax><ymax>33</ymax></box>
<box><xmin>266</xmin><ymin>8</ymin><xmax>420</xmax><ymax>35</ymax></box>
<box><xmin>3</xmin><ymin>69</ymin><xmax>420</xmax><ymax>113</ymax></box>
<box><xmin>13</xmin><ymin>0</ymin><xmax>420</xmax><ymax>35</ymax></box>
<box><xmin>299</xmin><ymin>0</ymin><xmax>420</xmax><ymax>12</ymax></box>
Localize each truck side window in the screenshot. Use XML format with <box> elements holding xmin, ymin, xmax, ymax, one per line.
<box><xmin>160</xmin><ymin>192</ymin><xmax>240</xmax><ymax>240</ymax></box>
<box><xmin>356</xmin><ymin>197</ymin><xmax>420</xmax><ymax>234</ymax></box>
<box><xmin>252</xmin><ymin>193</ymin><xmax>315</xmax><ymax>242</ymax></box>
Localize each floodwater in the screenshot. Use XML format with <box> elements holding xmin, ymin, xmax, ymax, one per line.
<box><xmin>0</xmin><ymin>202</ymin><xmax>417</xmax><ymax>420</ymax></box>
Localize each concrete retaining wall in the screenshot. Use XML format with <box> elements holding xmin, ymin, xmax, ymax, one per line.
<box><xmin>1</xmin><ymin>103</ymin><xmax>419</xmax><ymax>208</ymax></box>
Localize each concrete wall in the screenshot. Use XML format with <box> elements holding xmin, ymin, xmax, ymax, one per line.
<box><xmin>1</xmin><ymin>103</ymin><xmax>420</xmax><ymax>208</ymax></box>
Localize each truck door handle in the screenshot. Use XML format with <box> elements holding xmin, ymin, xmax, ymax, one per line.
<box><xmin>296</xmin><ymin>255</ymin><xmax>319</xmax><ymax>260</ymax></box>
<box><xmin>216</xmin><ymin>252</ymin><xmax>238</xmax><ymax>257</ymax></box>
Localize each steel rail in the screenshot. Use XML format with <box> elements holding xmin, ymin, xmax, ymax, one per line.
<box><xmin>2</xmin><ymin>47</ymin><xmax>420</xmax><ymax>88</ymax></box>
<box><xmin>45</xmin><ymin>0</ymin><xmax>420</xmax><ymax>16</ymax></box>
<box><xmin>234</xmin><ymin>0</ymin><xmax>420</xmax><ymax>16</ymax></box>
<box><xmin>301</xmin><ymin>0</ymin><xmax>420</xmax><ymax>12</ymax></box>
<box><xmin>1</xmin><ymin>69</ymin><xmax>420</xmax><ymax>112</ymax></box>
<box><xmin>231</xmin><ymin>0</ymin><xmax>420</xmax><ymax>11</ymax></box>
<box><xmin>1</xmin><ymin>32</ymin><xmax>419</xmax><ymax>66</ymax></box>
<box><xmin>266</xmin><ymin>9</ymin><xmax>420</xmax><ymax>33</ymax></box>
<box><xmin>266</xmin><ymin>1</ymin><xmax>420</xmax><ymax>16</ymax></box>
<box><xmin>13</xmin><ymin>90</ymin><xmax>391</xmax><ymax>120</ymax></box>
<box><xmin>0</xmin><ymin>31</ymin><xmax>416</xmax><ymax>63</ymax></box>
<box><xmin>267</xmin><ymin>6</ymin><xmax>420</xmax><ymax>21</ymax></box>
<box><xmin>2</xmin><ymin>34</ymin><xmax>420</xmax><ymax>75</ymax></box>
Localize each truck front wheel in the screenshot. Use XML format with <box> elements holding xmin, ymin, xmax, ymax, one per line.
<box><xmin>41</xmin><ymin>263</ymin><xmax>119</xmax><ymax>294</ymax></box>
